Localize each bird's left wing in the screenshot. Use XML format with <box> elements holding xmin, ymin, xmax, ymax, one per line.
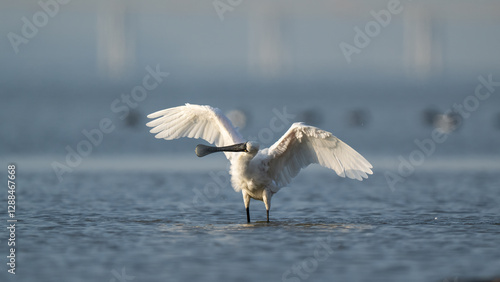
<box><xmin>146</xmin><ymin>103</ymin><xmax>245</xmax><ymax>160</ymax></box>
<box><xmin>264</xmin><ymin>123</ymin><xmax>373</xmax><ymax>187</ymax></box>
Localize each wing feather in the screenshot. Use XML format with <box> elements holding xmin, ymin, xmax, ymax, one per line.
<box><xmin>264</xmin><ymin>123</ymin><xmax>372</xmax><ymax>186</ymax></box>
<box><xmin>146</xmin><ymin>104</ymin><xmax>245</xmax><ymax>160</ymax></box>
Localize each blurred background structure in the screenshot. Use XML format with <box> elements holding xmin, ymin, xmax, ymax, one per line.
<box><xmin>1</xmin><ymin>0</ymin><xmax>500</xmax><ymax>162</ymax></box>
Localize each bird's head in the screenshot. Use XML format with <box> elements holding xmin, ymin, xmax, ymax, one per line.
<box><xmin>245</xmin><ymin>141</ymin><xmax>260</xmax><ymax>156</ymax></box>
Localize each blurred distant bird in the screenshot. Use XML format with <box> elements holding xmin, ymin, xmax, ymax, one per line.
<box><xmin>146</xmin><ymin>104</ymin><xmax>373</xmax><ymax>223</ymax></box>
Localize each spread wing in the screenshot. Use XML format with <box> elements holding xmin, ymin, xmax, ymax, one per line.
<box><xmin>146</xmin><ymin>103</ymin><xmax>245</xmax><ymax>161</ymax></box>
<box><xmin>264</xmin><ymin>123</ymin><xmax>373</xmax><ymax>187</ymax></box>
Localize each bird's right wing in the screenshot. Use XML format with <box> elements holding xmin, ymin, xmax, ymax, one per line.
<box><xmin>264</xmin><ymin>123</ymin><xmax>373</xmax><ymax>187</ymax></box>
<box><xmin>146</xmin><ymin>103</ymin><xmax>245</xmax><ymax>160</ymax></box>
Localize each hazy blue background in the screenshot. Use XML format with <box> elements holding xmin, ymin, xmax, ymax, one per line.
<box><xmin>1</xmin><ymin>1</ymin><xmax>500</xmax><ymax>282</ymax></box>
<box><xmin>1</xmin><ymin>0</ymin><xmax>499</xmax><ymax>160</ymax></box>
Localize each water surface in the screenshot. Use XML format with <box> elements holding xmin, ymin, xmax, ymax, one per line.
<box><xmin>1</xmin><ymin>161</ymin><xmax>499</xmax><ymax>282</ymax></box>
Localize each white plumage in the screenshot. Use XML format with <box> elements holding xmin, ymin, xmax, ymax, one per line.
<box><xmin>147</xmin><ymin>103</ymin><xmax>245</xmax><ymax>162</ymax></box>
<box><xmin>147</xmin><ymin>103</ymin><xmax>373</xmax><ymax>222</ymax></box>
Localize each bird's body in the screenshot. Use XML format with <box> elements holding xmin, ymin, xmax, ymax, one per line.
<box><xmin>147</xmin><ymin>103</ymin><xmax>373</xmax><ymax>222</ymax></box>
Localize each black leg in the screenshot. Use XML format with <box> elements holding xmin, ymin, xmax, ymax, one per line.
<box><xmin>246</xmin><ymin>207</ymin><xmax>250</xmax><ymax>223</ymax></box>
<box><xmin>266</xmin><ymin>210</ymin><xmax>269</xmax><ymax>223</ymax></box>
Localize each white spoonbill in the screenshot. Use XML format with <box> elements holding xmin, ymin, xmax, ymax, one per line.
<box><xmin>146</xmin><ymin>103</ymin><xmax>373</xmax><ymax>223</ymax></box>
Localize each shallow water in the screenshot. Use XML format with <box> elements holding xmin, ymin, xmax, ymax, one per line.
<box><xmin>1</xmin><ymin>162</ymin><xmax>499</xmax><ymax>282</ymax></box>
